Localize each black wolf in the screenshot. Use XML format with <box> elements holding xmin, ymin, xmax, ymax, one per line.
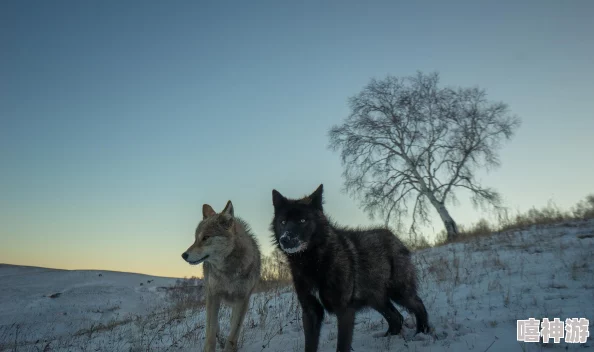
<box><xmin>270</xmin><ymin>184</ymin><xmax>430</xmax><ymax>352</ymax></box>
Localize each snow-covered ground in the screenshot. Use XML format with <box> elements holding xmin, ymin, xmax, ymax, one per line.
<box><xmin>0</xmin><ymin>265</ymin><xmax>180</xmax><ymax>351</ymax></box>
<box><xmin>1</xmin><ymin>220</ymin><xmax>593</xmax><ymax>351</ymax></box>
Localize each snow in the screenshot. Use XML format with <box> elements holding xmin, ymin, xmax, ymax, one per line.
<box><xmin>0</xmin><ymin>266</ymin><xmax>179</xmax><ymax>350</ymax></box>
<box><xmin>1</xmin><ymin>220</ymin><xmax>593</xmax><ymax>351</ymax></box>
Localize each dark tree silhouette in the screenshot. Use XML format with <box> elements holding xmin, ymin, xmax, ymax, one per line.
<box><xmin>328</xmin><ymin>72</ymin><xmax>521</xmax><ymax>241</ymax></box>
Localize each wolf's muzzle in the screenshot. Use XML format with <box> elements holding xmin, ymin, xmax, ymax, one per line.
<box><xmin>279</xmin><ymin>232</ymin><xmax>307</xmax><ymax>253</ymax></box>
<box><xmin>181</xmin><ymin>252</ymin><xmax>209</xmax><ymax>265</ymax></box>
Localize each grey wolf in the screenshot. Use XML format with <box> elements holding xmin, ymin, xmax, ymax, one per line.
<box><xmin>270</xmin><ymin>184</ymin><xmax>430</xmax><ymax>352</ymax></box>
<box><xmin>182</xmin><ymin>200</ymin><xmax>261</xmax><ymax>352</ymax></box>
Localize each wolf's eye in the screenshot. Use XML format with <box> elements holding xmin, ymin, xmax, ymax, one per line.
<box><xmin>300</xmin><ymin>219</ymin><xmax>306</xmax><ymax>223</ymax></box>
<box><xmin>281</xmin><ymin>220</ymin><xmax>286</xmax><ymax>225</ymax></box>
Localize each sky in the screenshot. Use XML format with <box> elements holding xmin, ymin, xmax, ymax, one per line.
<box><xmin>1</xmin><ymin>0</ymin><xmax>593</xmax><ymax>278</ymax></box>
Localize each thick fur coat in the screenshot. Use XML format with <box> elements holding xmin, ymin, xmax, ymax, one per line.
<box><xmin>270</xmin><ymin>184</ymin><xmax>429</xmax><ymax>352</ymax></box>
<box><xmin>183</xmin><ymin>201</ymin><xmax>261</xmax><ymax>352</ymax></box>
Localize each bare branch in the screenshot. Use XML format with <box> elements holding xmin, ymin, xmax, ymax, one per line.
<box><xmin>328</xmin><ymin>71</ymin><xmax>521</xmax><ymax>240</ymax></box>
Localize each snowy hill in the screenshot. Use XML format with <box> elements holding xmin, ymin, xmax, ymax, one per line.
<box><xmin>1</xmin><ymin>220</ymin><xmax>593</xmax><ymax>351</ymax></box>
<box><xmin>0</xmin><ymin>265</ymin><xmax>180</xmax><ymax>350</ymax></box>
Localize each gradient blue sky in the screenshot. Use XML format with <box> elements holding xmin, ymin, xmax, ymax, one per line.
<box><xmin>1</xmin><ymin>0</ymin><xmax>593</xmax><ymax>278</ymax></box>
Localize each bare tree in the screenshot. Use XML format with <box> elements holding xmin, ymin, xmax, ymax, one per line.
<box><xmin>328</xmin><ymin>71</ymin><xmax>521</xmax><ymax>241</ymax></box>
<box><xmin>261</xmin><ymin>248</ymin><xmax>291</xmax><ymax>282</ymax></box>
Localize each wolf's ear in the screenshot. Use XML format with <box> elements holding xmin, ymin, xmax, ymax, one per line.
<box><xmin>272</xmin><ymin>189</ymin><xmax>287</xmax><ymax>208</ymax></box>
<box><xmin>202</xmin><ymin>204</ymin><xmax>217</xmax><ymax>219</ymax></box>
<box><xmin>309</xmin><ymin>184</ymin><xmax>324</xmax><ymax>210</ymax></box>
<box><xmin>221</xmin><ymin>200</ymin><xmax>234</xmax><ymax>218</ymax></box>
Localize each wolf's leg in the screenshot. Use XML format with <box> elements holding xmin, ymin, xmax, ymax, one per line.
<box><xmin>393</xmin><ymin>293</ymin><xmax>429</xmax><ymax>334</ymax></box>
<box><xmin>223</xmin><ymin>296</ymin><xmax>250</xmax><ymax>352</ymax></box>
<box><xmin>204</xmin><ymin>292</ymin><xmax>221</xmax><ymax>352</ymax></box>
<box><xmin>335</xmin><ymin>307</ymin><xmax>356</xmax><ymax>352</ymax></box>
<box><xmin>372</xmin><ymin>300</ymin><xmax>403</xmax><ymax>336</ymax></box>
<box><xmin>299</xmin><ymin>294</ymin><xmax>324</xmax><ymax>352</ymax></box>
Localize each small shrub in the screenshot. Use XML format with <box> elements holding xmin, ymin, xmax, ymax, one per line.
<box><xmin>165</xmin><ymin>276</ymin><xmax>204</xmax><ymax>313</ymax></box>
<box><xmin>420</xmin><ymin>194</ymin><xmax>594</xmax><ymax>250</ymax></box>
<box><xmin>256</xmin><ymin>248</ymin><xmax>293</xmax><ymax>292</ymax></box>
<box><xmin>572</xmin><ymin>194</ymin><xmax>594</xmax><ymax>220</ymax></box>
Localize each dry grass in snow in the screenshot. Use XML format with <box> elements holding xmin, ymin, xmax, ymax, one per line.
<box><xmin>1</xmin><ymin>219</ymin><xmax>593</xmax><ymax>351</ymax></box>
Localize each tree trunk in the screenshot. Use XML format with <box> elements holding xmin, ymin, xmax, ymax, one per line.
<box><xmin>437</xmin><ymin>205</ymin><xmax>459</xmax><ymax>241</ymax></box>
<box><xmin>427</xmin><ymin>195</ymin><xmax>459</xmax><ymax>241</ymax></box>
<box><xmin>404</xmin><ymin>158</ymin><xmax>460</xmax><ymax>241</ymax></box>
